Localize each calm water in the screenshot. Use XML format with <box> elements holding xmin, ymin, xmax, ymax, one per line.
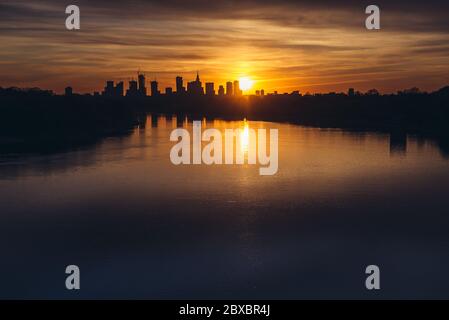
<box><xmin>1</xmin><ymin>116</ymin><xmax>449</xmax><ymax>299</ymax></box>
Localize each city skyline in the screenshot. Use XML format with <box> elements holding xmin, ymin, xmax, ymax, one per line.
<box><xmin>71</xmin><ymin>72</ymin><xmax>262</xmax><ymax>97</ymax></box>
<box><xmin>59</xmin><ymin>70</ymin><xmax>442</xmax><ymax>97</ymax></box>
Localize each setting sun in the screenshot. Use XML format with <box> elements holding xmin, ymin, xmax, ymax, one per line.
<box><xmin>239</xmin><ymin>77</ymin><xmax>254</xmax><ymax>91</ymax></box>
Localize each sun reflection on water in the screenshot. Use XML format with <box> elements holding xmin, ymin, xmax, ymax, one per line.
<box><xmin>241</xmin><ymin>119</ymin><xmax>250</xmax><ymax>155</ymax></box>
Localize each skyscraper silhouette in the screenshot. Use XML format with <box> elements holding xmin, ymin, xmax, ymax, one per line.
<box><xmin>104</xmin><ymin>81</ymin><xmax>115</xmax><ymax>96</ymax></box>
<box><xmin>187</xmin><ymin>72</ymin><xmax>204</xmax><ymax>95</ymax></box>
<box><xmin>233</xmin><ymin>80</ymin><xmax>241</xmax><ymax>96</ymax></box>
<box><xmin>176</xmin><ymin>76</ymin><xmax>185</xmax><ymax>94</ymax></box>
<box><xmin>150</xmin><ymin>80</ymin><xmax>159</xmax><ymax>96</ymax></box>
<box><xmin>205</xmin><ymin>82</ymin><xmax>215</xmax><ymax>95</ymax></box>
<box><xmin>115</xmin><ymin>81</ymin><xmax>124</xmax><ymax>97</ymax></box>
<box><xmin>138</xmin><ymin>73</ymin><xmax>147</xmax><ymax>96</ymax></box>
<box><xmin>226</xmin><ymin>81</ymin><xmax>233</xmax><ymax>96</ymax></box>
<box><xmin>218</xmin><ymin>85</ymin><xmax>225</xmax><ymax>96</ymax></box>
<box><xmin>126</xmin><ymin>80</ymin><xmax>138</xmax><ymax>96</ymax></box>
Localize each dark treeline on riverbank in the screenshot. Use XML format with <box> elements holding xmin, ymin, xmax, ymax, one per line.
<box><xmin>1</xmin><ymin>85</ymin><xmax>449</xmax><ymax>155</ymax></box>
<box><xmin>0</xmin><ymin>89</ymin><xmax>146</xmax><ymax>155</ymax></box>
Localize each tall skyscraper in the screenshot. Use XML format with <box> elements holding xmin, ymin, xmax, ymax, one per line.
<box><xmin>187</xmin><ymin>72</ymin><xmax>204</xmax><ymax>95</ymax></box>
<box><xmin>126</xmin><ymin>80</ymin><xmax>138</xmax><ymax>96</ymax></box>
<box><xmin>261</xmin><ymin>89</ymin><xmax>265</xmax><ymax>96</ymax></box>
<box><xmin>115</xmin><ymin>81</ymin><xmax>124</xmax><ymax>97</ymax></box>
<box><xmin>104</xmin><ymin>80</ymin><xmax>124</xmax><ymax>97</ymax></box>
<box><xmin>138</xmin><ymin>73</ymin><xmax>147</xmax><ymax>96</ymax></box>
<box><xmin>226</xmin><ymin>81</ymin><xmax>233</xmax><ymax>96</ymax></box>
<box><xmin>150</xmin><ymin>80</ymin><xmax>159</xmax><ymax>96</ymax></box>
<box><xmin>65</xmin><ymin>86</ymin><xmax>73</xmax><ymax>96</ymax></box>
<box><xmin>233</xmin><ymin>80</ymin><xmax>241</xmax><ymax>96</ymax></box>
<box><xmin>205</xmin><ymin>82</ymin><xmax>215</xmax><ymax>95</ymax></box>
<box><xmin>176</xmin><ymin>76</ymin><xmax>184</xmax><ymax>94</ymax></box>
<box><xmin>104</xmin><ymin>80</ymin><xmax>115</xmax><ymax>96</ymax></box>
<box><xmin>218</xmin><ymin>85</ymin><xmax>225</xmax><ymax>96</ymax></box>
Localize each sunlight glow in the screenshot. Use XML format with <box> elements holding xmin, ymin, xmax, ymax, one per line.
<box><xmin>239</xmin><ymin>77</ymin><xmax>254</xmax><ymax>91</ymax></box>
<box><xmin>240</xmin><ymin>119</ymin><xmax>249</xmax><ymax>154</ymax></box>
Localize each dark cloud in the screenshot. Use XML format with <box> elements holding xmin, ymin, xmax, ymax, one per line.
<box><xmin>1</xmin><ymin>0</ymin><xmax>448</xmax><ymax>32</ymax></box>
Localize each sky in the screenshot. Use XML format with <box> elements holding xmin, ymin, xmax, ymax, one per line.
<box><xmin>0</xmin><ymin>0</ymin><xmax>448</xmax><ymax>94</ymax></box>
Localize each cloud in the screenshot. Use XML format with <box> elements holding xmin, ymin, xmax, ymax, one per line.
<box><xmin>0</xmin><ymin>0</ymin><xmax>448</xmax><ymax>93</ymax></box>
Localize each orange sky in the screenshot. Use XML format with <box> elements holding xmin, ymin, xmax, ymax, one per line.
<box><xmin>1</xmin><ymin>0</ymin><xmax>448</xmax><ymax>94</ymax></box>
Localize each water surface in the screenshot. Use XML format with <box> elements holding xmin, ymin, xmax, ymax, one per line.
<box><xmin>1</xmin><ymin>116</ymin><xmax>449</xmax><ymax>299</ymax></box>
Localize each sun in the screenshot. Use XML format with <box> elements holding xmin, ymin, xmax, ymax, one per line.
<box><xmin>239</xmin><ymin>77</ymin><xmax>254</xmax><ymax>91</ymax></box>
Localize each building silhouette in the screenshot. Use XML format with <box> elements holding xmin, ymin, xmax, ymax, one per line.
<box><xmin>176</xmin><ymin>76</ymin><xmax>185</xmax><ymax>94</ymax></box>
<box><xmin>226</xmin><ymin>81</ymin><xmax>233</xmax><ymax>96</ymax></box>
<box><xmin>348</xmin><ymin>88</ymin><xmax>355</xmax><ymax>96</ymax></box>
<box><xmin>150</xmin><ymin>80</ymin><xmax>159</xmax><ymax>96</ymax></box>
<box><xmin>233</xmin><ymin>80</ymin><xmax>242</xmax><ymax>96</ymax></box>
<box><xmin>104</xmin><ymin>81</ymin><xmax>115</xmax><ymax>96</ymax></box>
<box><xmin>218</xmin><ymin>85</ymin><xmax>225</xmax><ymax>96</ymax></box>
<box><xmin>366</xmin><ymin>88</ymin><xmax>380</xmax><ymax>96</ymax></box>
<box><xmin>205</xmin><ymin>82</ymin><xmax>215</xmax><ymax>95</ymax></box>
<box><xmin>165</xmin><ymin>87</ymin><xmax>173</xmax><ymax>95</ymax></box>
<box><xmin>187</xmin><ymin>72</ymin><xmax>204</xmax><ymax>95</ymax></box>
<box><xmin>103</xmin><ymin>80</ymin><xmax>125</xmax><ymax>97</ymax></box>
<box><xmin>138</xmin><ymin>73</ymin><xmax>147</xmax><ymax>96</ymax></box>
<box><xmin>126</xmin><ymin>80</ymin><xmax>138</xmax><ymax>96</ymax></box>
<box><xmin>115</xmin><ymin>81</ymin><xmax>124</xmax><ymax>97</ymax></box>
<box><xmin>65</xmin><ymin>87</ymin><xmax>73</xmax><ymax>96</ymax></box>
